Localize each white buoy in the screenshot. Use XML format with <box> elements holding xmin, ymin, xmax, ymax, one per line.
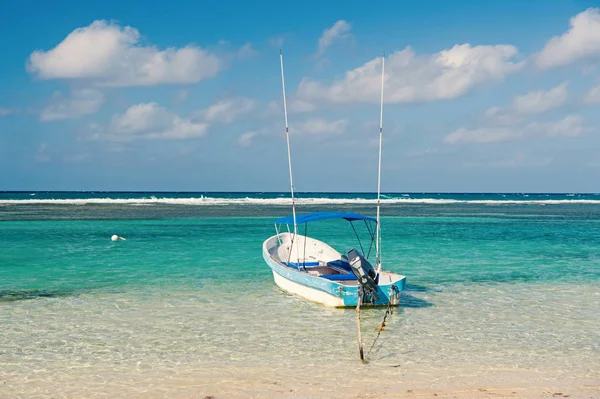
<box><xmin>111</xmin><ymin>235</ymin><xmax>119</xmax><ymax>241</ymax></box>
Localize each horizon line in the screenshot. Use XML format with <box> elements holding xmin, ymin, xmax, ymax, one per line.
<box><xmin>1</xmin><ymin>190</ymin><xmax>599</xmax><ymax>195</ymax></box>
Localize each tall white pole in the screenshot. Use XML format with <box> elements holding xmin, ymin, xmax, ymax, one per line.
<box><xmin>375</xmin><ymin>54</ymin><xmax>385</xmax><ymax>274</ymax></box>
<box><xmin>280</xmin><ymin>50</ymin><xmax>299</xmax><ymax>263</ymax></box>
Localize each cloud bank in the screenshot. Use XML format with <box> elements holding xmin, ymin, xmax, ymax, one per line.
<box><xmin>445</xmin><ymin>114</ymin><xmax>584</xmax><ymax>144</ymax></box>
<box><xmin>28</xmin><ymin>20</ymin><xmax>222</xmax><ymax>86</ymax></box>
<box><xmin>41</xmin><ymin>89</ymin><xmax>105</xmax><ymax>121</ymax></box>
<box><xmin>536</xmin><ymin>8</ymin><xmax>600</xmax><ymax>68</ymax></box>
<box><xmin>317</xmin><ymin>20</ymin><xmax>351</xmax><ymax>56</ymax></box>
<box><xmin>92</xmin><ymin>103</ymin><xmax>208</xmax><ymax>141</ymax></box>
<box><xmin>298</xmin><ymin>44</ymin><xmax>523</xmax><ymax>104</ymax></box>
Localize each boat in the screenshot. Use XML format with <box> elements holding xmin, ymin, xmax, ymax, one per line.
<box><xmin>262</xmin><ymin>51</ymin><xmax>406</xmax><ymax>308</ymax></box>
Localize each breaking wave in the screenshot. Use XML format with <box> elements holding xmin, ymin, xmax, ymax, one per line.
<box><xmin>2</xmin><ymin>196</ymin><xmax>600</xmax><ymax>206</ymax></box>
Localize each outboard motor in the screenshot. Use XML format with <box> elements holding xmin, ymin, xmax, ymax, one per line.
<box><xmin>348</xmin><ymin>249</ymin><xmax>379</xmax><ymax>301</ymax></box>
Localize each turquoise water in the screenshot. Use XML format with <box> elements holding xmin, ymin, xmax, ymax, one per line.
<box><xmin>1</xmin><ymin>193</ymin><xmax>599</xmax><ymax>397</ymax></box>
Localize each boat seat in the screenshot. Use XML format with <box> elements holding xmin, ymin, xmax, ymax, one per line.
<box><xmin>327</xmin><ymin>259</ymin><xmax>353</xmax><ymax>274</ymax></box>
<box><xmin>283</xmin><ymin>261</ymin><xmax>320</xmax><ymax>270</ymax></box>
<box><xmin>320</xmin><ymin>273</ymin><xmax>358</xmax><ymax>281</ymax></box>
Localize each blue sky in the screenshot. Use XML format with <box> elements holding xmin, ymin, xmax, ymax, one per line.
<box><xmin>1</xmin><ymin>0</ymin><xmax>600</xmax><ymax>192</ymax></box>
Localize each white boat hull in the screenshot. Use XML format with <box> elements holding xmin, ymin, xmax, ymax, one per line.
<box><xmin>272</xmin><ymin>270</ymin><xmax>346</xmax><ymax>307</ymax></box>
<box><xmin>263</xmin><ymin>233</ymin><xmax>405</xmax><ymax>308</ymax></box>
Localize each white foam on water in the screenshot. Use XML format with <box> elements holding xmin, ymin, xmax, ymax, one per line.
<box><xmin>2</xmin><ymin>196</ymin><xmax>600</xmax><ymax>205</ymax></box>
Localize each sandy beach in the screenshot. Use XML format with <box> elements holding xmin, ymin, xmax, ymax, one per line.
<box><xmin>3</xmin><ymin>363</ymin><xmax>598</xmax><ymax>398</ymax></box>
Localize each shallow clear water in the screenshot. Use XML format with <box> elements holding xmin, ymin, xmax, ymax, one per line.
<box><xmin>1</xmin><ymin>193</ymin><xmax>599</xmax><ymax>398</ymax></box>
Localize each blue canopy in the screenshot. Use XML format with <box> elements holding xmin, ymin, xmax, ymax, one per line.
<box><xmin>275</xmin><ymin>212</ymin><xmax>377</xmax><ymax>225</ymax></box>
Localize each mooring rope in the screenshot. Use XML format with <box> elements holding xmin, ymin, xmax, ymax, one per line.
<box><xmin>356</xmin><ymin>288</ymin><xmax>365</xmax><ymax>363</ymax></box>
<box><xmin>366</xmin><ymin>285</ymin><xmax>398</xmax><ymax>358</ymax></box>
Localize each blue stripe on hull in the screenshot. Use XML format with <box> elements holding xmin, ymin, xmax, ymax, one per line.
<box><xmin>262</xmin><ymin>249</ymin><xmax>405</xmax><ymax>307</ymax></box>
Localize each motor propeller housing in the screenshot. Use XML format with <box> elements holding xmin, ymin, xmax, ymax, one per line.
<box><xmin>348</xmin><ymin>249</ymin><xmax>380</xmax><ymax>301</ymax></box>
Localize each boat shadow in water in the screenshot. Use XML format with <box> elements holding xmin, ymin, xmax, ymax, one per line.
<box><xmin>400</xmin><ymin>283</ymin><xmax>435</xmax><ymax>308</ymax></box>
<box><xmin>0</xmin><ymin>289</ymin><xmax>76</xmax><ymax>303</ymax></box>
<box><xmin>400</xmin><ymin>293</ymin><xmax>433</xmax><ymax>308</ymax></box>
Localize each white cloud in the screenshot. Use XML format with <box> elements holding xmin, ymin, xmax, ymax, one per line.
<box><xmin>289</xmin><ymin>99</ymin><xmax>316</xmax><ymax>113</ymax></box>
<box><xmin>40</xmin><ymin>88</ymin><xmax>105</xmax><ymax>121</ymax></box>
<box><xmin>237</xmin><ymin>43</ymin><xmax>258</xmax><ymax>59</ymax></box>
<box><xmin>585</xmin><ymin>81</ymin><xmax>600</xmax><ymax>103</ymax></box>
<box><xmin>483</xmin><ymin>106</ymin><xmax>520</xmax><ymax>126</ymax></box>
<box><xmin>298</xmin><ymin>44</ymin><xmax>523</xmax><ymax>104</ymax></box>
<box><xmin>529</xmin><ymin>114</ymin><xmax>583</xmax><ymax>137</ymax></box>
<box><xmin>27</xmin><ymin>20</ymin><xmax>222</xmax><ymax>86</ymax></box>
<box><xmin>0</xmin><ymin>108</ymin><xmax>17</xmax><ymax>117</ymax></box>
<box><xmin>511</xmin><ymin>82</ymin><xmax>568</xmax><ymax>114</ymax></box>
<box><xmin>581</xmin><ymin>64</ymin><xmax>597</xmax><ymax>76</ymax></box>
<box><xmin>94</xmin><ymin>103</ymin><xmax>208</xmax><ymax>141</ymax></box>
<box><xmin>483</xmin><ymin>82</ymin><xmax>568</xmax><ymax>126</ymax></box>
<box><xmin>536</xmin><ymin>8</ymin><xmax>600</xmax><ymax>69</ymax></box>
<box><xmin>293</xmin><ymin>118</ymin><xmax>348</xmax><ymax>135</ymax></box>
<box><xmin>200</xmin><ymin>97</ymin><xmax>257</xmax><ymax>124</ymax></box>
<box><xmin>445</xmin><ymin>126</ymin><xmax>519</xmax><ymax>144</ymax></box>
<box><xmin>265</xmin><ymin>100</ymin><xmax>280</xmax><ymax>117</ymax></box>
<box><xmin>265</xmin><ymin>99</ymin><xmax>315</xmax><ymax>117</ymax></box>
<box><xmin>317</xmin><ymin>20</ymin><xmax>351</xmax><ymax>56</ymax></box>
<box><xmin>236</xmin><ymin>131</ymin><xmax>258</xmax><ymax>147</ymax></box>
<box><xmin>445</xmin><ymin>114</ymin><xmax>584</xmax><ymax>144</ymax></box>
